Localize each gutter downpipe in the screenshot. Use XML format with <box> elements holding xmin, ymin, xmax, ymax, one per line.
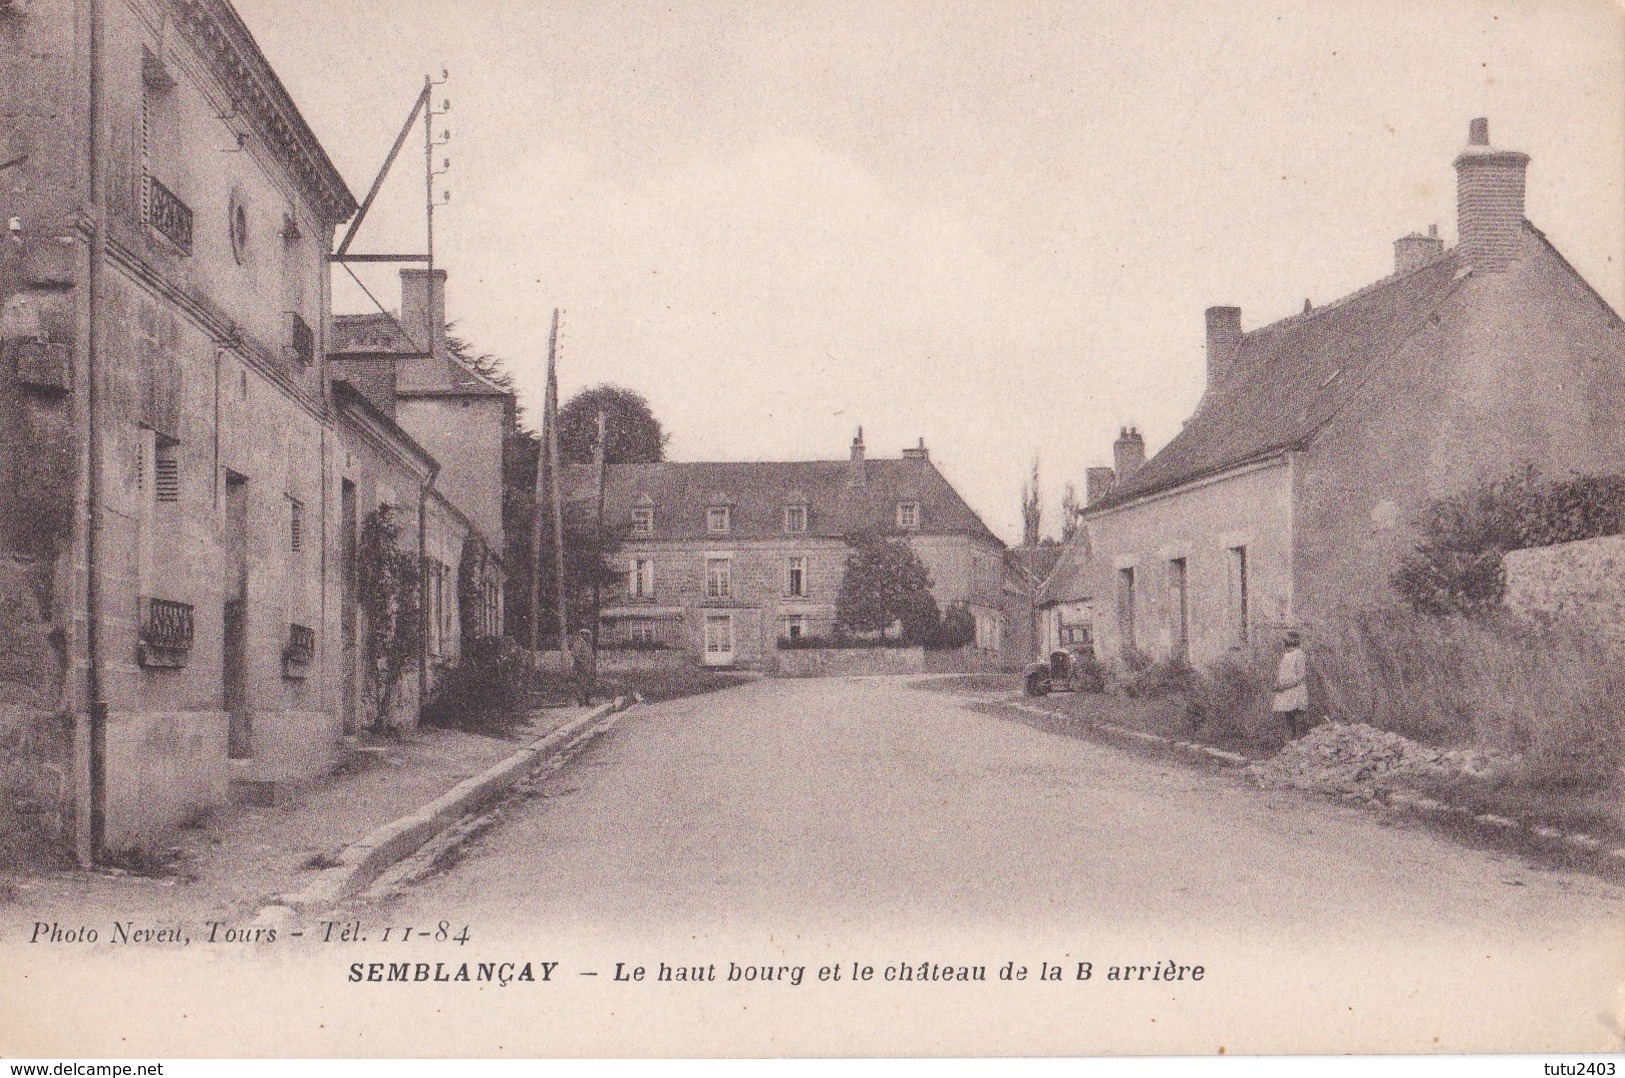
<box><xmin>83</xmin><ymin>0</ymin><xmax>107</xmax><ymax>864</ymax></box>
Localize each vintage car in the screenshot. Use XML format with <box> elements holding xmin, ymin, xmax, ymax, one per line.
<box><xmin>1022</xmin><ymin>646</ymin><xmax>1101</xmax><ymax>696</ymax></box>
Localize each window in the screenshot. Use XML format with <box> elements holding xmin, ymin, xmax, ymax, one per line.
<box><xmin>705</xmin><ymin>556</ymin><xmax>732</xmax><ymax>599</ymax></box>
<box><xmin>1117</xmin><ymin>567</ymin><xmax>1137</xmax><ymax>655</ymax></box>
<box><xmin>707</xmin><ymin>506</ymin><xmax>731</xmax><ymax>534</ymax></box>
<box><xmin>289</xmin><ymin>498</ymin><xmax>304</xmax><ymax>551</ymax></box>
<box><xmin>1168</xmin><ymin>558</ymin><xmax>1190</xmax><ymax>657</ymax></box>
<box><xmin>154</xmin><ymin>438</ymin><xmax>180</xmax><ymax>504</ymax></box>
<box><xmin>786</xmin><ymin>556</ymin><xmax>807</xmax><ymax>598</ymax></box>
<box><xmin>896</xmin><ymin>502</ymin><xmax>920</xmax><ymax>529</ymax></box>
<box><xmin>625</xmin><ymin>618</ymin><xmax>658</xmax><ymax>645</ymax></box>
<box><xmin>228</xmin><ymin>191</ymin><xmax>250</xmax><ymax>264</ymax></box>
<box><xmin>783</xmin><ymin>505</ymin><xmax>807</xmax><ymax>533</ymax></box>
<box><xmin>631</xmin><ymin>506</ymin><xmax>654</xmax><ymax>536</ymax></box>
<box><xmin>1228</xmin><ymin>545</ymin><xmax>1250</xmax><ymax>644</ymax></box>
<box><xmin>784</xmin><ymin>614</ymin><xmax>806</xmax><ymax>641</ymax></box>
<box><xmin>140</xmin><ymin>66</ymin><xmax>191</xmax><ymax>254</ymax></box>
<box><xmin>629</xmin><ymin>557</ymin><xmax>655</xmax><ymax>599</ymax></box>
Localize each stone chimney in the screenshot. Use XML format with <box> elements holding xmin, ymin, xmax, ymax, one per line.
<box><xmin>1394</xmin><ymin>223</ymin><xmax>1444</xmax><ymax>275</ymax></box>
<box><xmin>400</xmin><ymin>268</ymin><xmax>448</xmax><ymax>356</ymax></box>
<box><xmin>848</xmin><ymin>427</ymin><xmax>866</xmax><ymax>486</ymax></box>
<box><xmin>1453</xmin><ymin>118</ymin><xmax>1529</xmax><ymax>273</ymax></box>
<box><xmin>901</xmin><ymin>437</ymin><xmax>930</xmax><ymax>461</ymax></box>
<box><xmin>1205</xmin><ymin>306</ymin><xmax>1242</xmax><ymax>392</ymax></box>
<box><xmin>1085</xmin><ymin>465</ymin><xmax>1116</xmax><ymax>506</ymax></box>
<box><xmin>1113</xmin><ymin>427</ymin><xmax>1145</xmax><ymax>481</ymax></box>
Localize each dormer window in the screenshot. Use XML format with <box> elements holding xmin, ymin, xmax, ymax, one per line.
<box><xmin>631</xmin><ymin>506</ymin><xmax>654</xmax><ymax>536</ymax></box>
<box><xmin>783</xmin><ymin>504</ymin><xmax>807</xmax><ymax>533</ymax></box>
<box><xmin>896</xmin><ymin>501</ymin><xmax>920</xmax><ymax>529</ymax></box>
<box><xmin>707</xmin><ymin>506</ymin><xmax>731</xmax><ymax>534</ymax></box>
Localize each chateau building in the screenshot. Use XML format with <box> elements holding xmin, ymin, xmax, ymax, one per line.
<box><xmin>570</xmin><ymin>433</ymin><xmax>1010</xmax><ymax>668</ymax></box>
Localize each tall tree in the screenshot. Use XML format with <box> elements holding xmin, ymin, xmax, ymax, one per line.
<box><xmin>559</xmin><ymin>384</ymin><xmax>668</xmax><ymax>465</ymax></box>
<box><xmin>1021</xmin><ymin>456</ymin><xmax>1042</xmax><ymax>546</ymax></box>
<box><xmin>1060</xmin><ymin>483</ymin><xmax>1080</xmax><ymax>543</ymax></box>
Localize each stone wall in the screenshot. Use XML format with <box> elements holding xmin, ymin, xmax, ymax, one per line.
<box><xmin>1502</xmin><ymin>534</ymin><xmax>1625</xmax><ymax>650</ymax></box>
<box><xmin>777</xmin><ymin>647</ymin><xmax>925</xmax><ymax>678</ymax></box>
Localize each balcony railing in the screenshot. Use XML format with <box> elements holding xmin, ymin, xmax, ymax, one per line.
<box><xmin>138</xmin><ymin>597</ymin><xmax>194</xmax><ymax>668</ymax></box>
<box><xmin>147</xmin><ymin>177</ymin><xmax>194</xmax><ymax>253</ymax></box>
<box><xmin>283</xmin><ymin>622</ymin><xmax>316</xmax><ymax>677</ymax></box>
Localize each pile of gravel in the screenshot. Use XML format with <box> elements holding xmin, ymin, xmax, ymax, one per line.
<box><xmin>1247</xmin><ymin>721</ymin><xmax>1505</xmax><ymax>798</ymax></box>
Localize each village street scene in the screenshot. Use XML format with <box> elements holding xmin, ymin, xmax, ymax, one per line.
<box><xmin>1</xmin><ymin>0</ymin><xmax>1623</xmax><ymax>1060</ymax></box>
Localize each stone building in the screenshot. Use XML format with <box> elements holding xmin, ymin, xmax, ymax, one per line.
<box><xmin>1034</xmin><ymin>535</ymin><xmax>1095</xmax><ymax>662</ymax></box>
<box><xmin>570</xmin><ymin>432</ymin><xmax>1010</xmax><ymax>668</ymax></box>
<box><xmin>1080</xmin><ymin>119</ymin><xmax>1625</xmax><ymax>669</ymax></box>
<box><xmin>0</xmin><ymin>0</ymin><xmax>362</xmax><ymax>862</ymax></box>
<box><xmin>330</xmin><ymin>268</ymin><xmax>512</xmax><ymax>695</ymax></box>
<box><xmin>0</xmin><ymin>0</ymin><xmax>508</xmax><ymax>865</ymax></box>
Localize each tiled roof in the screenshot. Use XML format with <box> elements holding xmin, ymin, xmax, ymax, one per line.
<box><xmin>1038</xmin><ymin>535</ymin><xmax>1092</xmax><ymax>604</ymax></box>
<box><xmin>563</xmin><ymin>458</ymin><xmax>1003</xmax><ymax>547</ymax></box>
<box><xmin>1090</xmin><ymin>251</ymin><xmax>1469</xmax><ymax>509</ymax></box>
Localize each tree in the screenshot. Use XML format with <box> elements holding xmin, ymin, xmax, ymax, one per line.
<box><xmin>1060</xmin><ymin>483</ymin><xmax>1080</xmax><ymax>543</ymax></box>
<box><xmin>559</xmin><ymin>384</ymin><xmax>668</xmax><ymax>466</ymax></box>
<box><xmin>835</xmin><ymin>533</ymin><xmax>937</xmax><ymax>641</ymax></box>
<box><xmin>1021</xmin><ymin>456</ymin><xmax>1041</xmax><ymax>546</ymax></box>
<box><xmin>357</xmin><ymin>506</ymin><xmax>421</xmax><ymax>732</ymax></box>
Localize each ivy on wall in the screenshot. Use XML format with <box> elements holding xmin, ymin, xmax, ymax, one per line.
<box><xmin>357</xmin><ymin>506</ymin><xmax>422</xmax><ymax>732</ymax></box>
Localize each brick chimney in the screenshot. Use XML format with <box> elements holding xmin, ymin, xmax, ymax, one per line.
<box><xmin>1394</xmin><ymin>224</ymin><xmax>1444</xmax><ymax>275</ymax></box>
<box><xmin>1205</xmin><ymin>306</ymin><xmax>1242</xmax><ymax>392</ymax></box>
<box><xmin>848</xmin><ymin>427</ymin><xmax>866</xmax><ymax>486</ymax></box>
<box><xmin>400</xmin><ymin>268</ymin><xmax>448</xmax><ymax>356</ymax></box>
<box><xmin>901</xmin><ymin>436</ymin><xmax>929</xmax><ymax>461</ymax></box>
<box><xmin>1453</xmin><ymin>118</ymin><xmax>1529</xmax><ymax>273</ymax></box>
<box><xmin>1085</xmin><ymin>465</ymin><xmax>1116</xmax><ymax>506</ymax></box>
<box><xmin>1113</xmin><ymin>427</ymin><xmax>1145</xmax><ymax>481</ymax></box>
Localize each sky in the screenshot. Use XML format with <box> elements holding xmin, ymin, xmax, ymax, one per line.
<box><xmin>235</xmin><ymin>0</ymin><xmax>1625</xmax><ymax>543</ymax></box>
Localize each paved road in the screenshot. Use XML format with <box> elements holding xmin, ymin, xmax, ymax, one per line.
<box><xmin>347</xmin><ymin>676</ymin><xmax>1623</xmax><ymax>1055</ymax></box>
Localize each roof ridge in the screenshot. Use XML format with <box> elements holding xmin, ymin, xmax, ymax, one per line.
<box><xmin>1248</xmin><ymin>248</ymin><xmax>1461</xmax><ymax>338</ymax></box>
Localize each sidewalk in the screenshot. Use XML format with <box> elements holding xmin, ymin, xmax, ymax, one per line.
<box><xmin>0</xmin><ymin>705</ymin><xmax>600</xmax><ymax>934</ymax></box>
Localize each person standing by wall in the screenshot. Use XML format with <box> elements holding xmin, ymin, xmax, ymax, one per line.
<box><xmin>1272</xmin><ymin>630</ymin><xmax>1308</xmax><ymax>739</ymax></box>
<box><xmin>569</xmin><ymin>628</ymin><xmax>598</xmax><ymax>707</ymax></box>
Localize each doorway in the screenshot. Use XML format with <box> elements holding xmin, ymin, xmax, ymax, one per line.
<box><xmin>702</xmin><ymin>614</ymin><xmax>734</xmax><ymax>666</ymax></box>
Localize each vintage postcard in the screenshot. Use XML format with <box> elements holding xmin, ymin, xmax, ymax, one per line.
<box><xmin>1</xmin><ymin>0</ymin><xmax>1622</xmax><ymax>1061</ymax></box>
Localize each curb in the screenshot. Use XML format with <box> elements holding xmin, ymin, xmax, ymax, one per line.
<box><xmin>957</xmin><ymin>692</ymin><xmax>1625</xmax><ymax>872</ymax></box>
<box><xmin>958</xmin><ymin>694</ymin><xmax>1249</xmax><ymax>768</ymax></box>
<box><xmin>259</xmin><ymin>698</ymin><xmax>633</xmax><ymax>921</ymax></box>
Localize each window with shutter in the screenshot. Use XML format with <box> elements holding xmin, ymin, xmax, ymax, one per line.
<box><xmin>154</xmin><ymin>440</ymin><xmax>180</xmax><ymax>503</ymax></box>
<box><xmin>290</xmin><ymin>498</ymin><xmax>304</xmax><ymax>551</ymax></box>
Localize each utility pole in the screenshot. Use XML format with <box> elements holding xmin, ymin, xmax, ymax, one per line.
<box><xmin>590</xmin><ymin>409</ymin><xmax>607</xmax><ymax>647</ymax></box>
<box><xmin>545</xmin><ymin>313</ymin><xmax>568</xmax><ymax>651</ymax></box>
<box><xmin>530</xmin><ymin>308</ymin><xmax>559</xmax><ymax>656</ymax></box>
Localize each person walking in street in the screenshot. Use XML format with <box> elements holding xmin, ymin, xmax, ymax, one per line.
<box><xmin>1272</xmin><ymin>629</ymin><xmax>1308</xmax><ymax>739</ymax></box>
<box><xmin>569</xmin><ymin>628</ymin><xmax>597</xmax><ymax>707</ymax></box>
